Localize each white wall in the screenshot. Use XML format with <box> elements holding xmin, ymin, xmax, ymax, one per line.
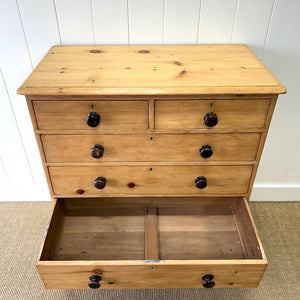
<box><xmin>0</xmin><ymin>0</ymin><xmax>299</xmax><ymax>202</ymax></box>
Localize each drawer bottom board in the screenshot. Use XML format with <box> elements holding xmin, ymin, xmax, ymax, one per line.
<box><xmin>37</xmin><ymin>197</ymin><xmax>267</xmax><ymax>289</ymax></box>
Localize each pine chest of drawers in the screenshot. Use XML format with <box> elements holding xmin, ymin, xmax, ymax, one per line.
<box><xmin>18</xmin><ymin>45</ymin><xmax>286</xmax><ymax>289</ymax></box>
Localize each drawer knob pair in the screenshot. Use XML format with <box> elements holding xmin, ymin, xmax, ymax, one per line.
<box><xmin>94</xmin><ymin>177</ymin><xmax>207</xmax><ymax>189</ymax></box>
<box><xmin>88</xmin><ymin>274</ymin><xmax>215</xmax><ymax>289</ymax></box>
<box><xmin>204</xmin><ymin>112</ymin><xmax>218</xmax><ymax>127</ymax></box>
<box><xmin>86</xmin><ymin>112</ymin><xmax>100</xmax><ymax>127</ymax></box>
<box><xmin>87</xmin><ymin>111</ymin><xmax>217</xmax><ymax>128</ymax></box>
<box><xmin>91</xmin><ymin>144</ymin><xmax>213</xmax><ymax>159</ymax></box>
<box><xmin>88</xmin><ymin>275</ymin><xmax>102</xmax><ymax>289</ymax></box>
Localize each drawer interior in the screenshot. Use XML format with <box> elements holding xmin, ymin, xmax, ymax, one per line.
<box><xmin>40</xmin><ymin>197</ymin><xmax>264</xmax><ymax>262</ymax></box>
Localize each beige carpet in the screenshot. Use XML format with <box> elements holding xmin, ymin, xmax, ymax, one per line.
<box><xmin>0</xmin><ymin>202</ymin><xmax>299</xmax><ymax>300</ymax></box>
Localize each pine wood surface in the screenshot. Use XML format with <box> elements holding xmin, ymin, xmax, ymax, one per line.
<box><xmin>145</xmin><ymin>207</ymin><xmax>159</xmax><ymax>260</ymax></box>
<box><xmin>48</xmin><ymin>165</ymin><xmax>253</xmax><ymax>196</ymax></box>
<box><xmin>37</xmin><ymin>262</ymin><xmax>267</xmax><ymax>289</ymax></box>
<box><xmin>33</xmin><ymin>100</ymin><xmax>149</xmax><ymax>130</ymax></box>
<box><xmin>18</xmin><ymin>45</ymin><xmax>286</xmax><ymax>95</ymax></box>
<box><xmin>245</xmin><ymin>95</ymin><xmax>278</xmax><ymax>199</ymax></box>
<box><xmin>155</xmin><ymin>99</ymin><xmax>270</xmax><ymax>129</ymax></box>
<box><xmin>37</xmin><ymin>197</ymin><xmax>267</xmax><ymax>289</ymax></box>
<box><xmin>41</xmin><ymin>133</ymin><xmax>261</xmax><ymax>163</ymax></box>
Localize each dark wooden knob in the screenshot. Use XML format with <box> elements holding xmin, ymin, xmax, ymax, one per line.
<box><xmin>88</xmin><ymin>275</ymin><xmax>101</xmax><ymax>289</ymax></box>
<box><xmin>203</xmin><ymin>281</ymin><xmax>215</xmax><ymax>288</ymax></box>
<box><xmin>86</xmin><ymin>112</ymin><xmax>100</xmax><ymax>127</ymax></box>
<box><xmin>94</xmin><ymin>177</ymin><xmax>106</xmax><ymax>189</ymax></box>
<box><xmin>202</xmin><ymin>274</ymin><xmax>215</xmax><ymax>288</ymax></box>
<box><xmin>204</xmin><ymin>112</ymin><xmax>218</xmax><ymax>127</ymax></box>
<box><xmin>195</xmin><ymin>176</ymin><xmax>207</xmax><ymax>189</ymax></box>
<box><xmin>200</xmin><ymin>145</ymin><xmax>213</xmax><ymax>158</ymax></box>
<box><xmin>91</xmin><ymin>144</ymin><xmax>104</xmax><ymax>158</ymax></box>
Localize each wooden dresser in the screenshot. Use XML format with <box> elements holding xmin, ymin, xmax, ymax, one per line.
<box><xmin>18</xmin><ymin>45</ymin><xmax>286</xmax><ymax>289</ymax></box>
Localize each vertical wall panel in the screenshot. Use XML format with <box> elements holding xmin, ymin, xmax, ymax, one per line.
<box><xmin>0</xmin><ymin>158</ymin><xmax>9</xmax><ymax>188</ymax></box>
<box><xmin>0</xmin><ymin>0</ymin><xmax>47</xmax><ymax>190</ymax></box>
<box><xmin>285</xmin><ymin>136</ymin><xmax>300</xmax><ymax>186</ymax></box>
<box><xmin>280</xmin><ymin>40</ymin><xmax>300</xmax><ymax>186</ymax></box>
<box><xmin>128</xmin><ymin>0</ymin><xmax>164</xmax><ymax>44</ymax></box>
<box><xmin>231</xmin><ymin>0</ymin><xmax>274</xmax><ymax>58</ymax></box>
<box><xmin>92</xmin><ymin>0</ymin><xmax>128</xmax><ymax>44</ymax></box>
<box><xmin>198</xmin><ymin>0</ymin><xmax>238</xmax><ymax>43</ymax></box>
<box><xmin>254</xmin><ymin>0</ymin><xmax>300</xmax><ymax>185</ymax></box>
<box><xmin>0</xmin><ymin>69</ymin><xmax>33</xmax><ymax>187</ymax></box>
<box><xmin>17</xmin><ymin>0</ymin><xmax>61</xmax><ymax>67</ymax></box>
<box><xmin>55</xmin><ymin>0</ymin><xmax>94</xmax><ymax>44</ymax></box>
<box><xmin>164</xmin><ymin>0</ymin><xmax>201</xmax><ymax>44</ymax></box>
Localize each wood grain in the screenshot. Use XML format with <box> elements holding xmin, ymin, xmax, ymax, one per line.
<box><xmin>54</xmin><ymin>207</ymin><xmax>145</xmax><ymax>261</ymax></box>
<box><xmin>17</xmin><ymin>45</ymin><xmax>286</xmax><ymax>96</ymax></box>
<box><xmin>246</xmin><ymin>95</ymin><xmax>278</xmax><ymax>199</ymax></box>
<box><xmin>26</xmin><ymin>98</ymin><xmax>56</xmax><ymax>203</ymax></box>
<box><xmin>40</xmin><ymin>201</ymin><xmax>65</xmax><ymax>260</ymax></box>
<box><xmin>61</xmin><ymin>197</ymin><xmax>240</xmax><ymax>211</ymax></box>
<box><xmin>37</xmin><ymin>197</ymin><xmax>267</xmax><ymax>289</ymax></box>
<box><xmin>37</xmin><ymin>128</ymin><xmax>265</xmax><ymax>135</ymax></box>
<box><xmin>233</xmin><ymin>199</ymin><xmax>265</xmax><ymax>259</ymax></box>
<box><xmin>41</xmin><ymin>133</ymin><xmax>261</xmax><ymax>163</ymax></box>
<box><xmin>158</xmin><ymin>206</ymin><xmax>246</xmax><ymax>260</ymax></box>
<box><xmin>145</xmin><ymin>207</ymin><xmax>158</xmax><ymax>260</ymax></box>
<box><xmin>49</xmin><ymin>165</ymin><xmax>253</xmax><ymax>196</ymax></box>
<box><xmin>155</xmin><ymin>99</ymin><xmax>270</xmax><ymax>129</ymax></box>
<box><xmin>33</xmin><ymin>100</ymin><xmax>149</xmax><ymax>130</ymax></box>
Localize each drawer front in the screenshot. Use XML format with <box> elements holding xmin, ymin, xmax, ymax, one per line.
<box><xmin>37</xmin><ymin>197</ymin><xmax>267</xmax><ymax>289</ymax></box>
<box><xmin>33</xmin><ymin>100</ymin><xmax>149</xmax><ymax>130</ymax></box>
<box><xmin>49</xmin><ymin>165</ymin><xmax>252</xmax><ymax>196</ymax></box>
<box><xmin>155</xmin><ymin>99</ymin><xmax>270</xmax><ymax>129</ymax></box>
<box><xmin>42</xmin><ymin>133</ymin><xmax>261</xmax><ymax>162</ymax></box>
<box><xmin>37</xmin><ymin>263</ymin><xmax>267</xmax><ymax>289</ymax></box>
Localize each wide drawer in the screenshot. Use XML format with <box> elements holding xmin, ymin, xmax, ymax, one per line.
<box><xmin>155</xmin><ymin>99</ymin><xmax>270</xmax><ymax>129</ymax></box>
<box><xmin>37</xmin><ymin>197</ymin><xmax>267</xmax><ymax>289</ymax></box>
<box><xmin>49</xmin><ymin>165</ymin><xmax>253</xmax><ymax>196</ymax></box>
<box><xmin>33</xmin><ymin>100</ymin><xmax>149</xmax><ymax>130</ymax></box>
<box><xmin>42</xmin><ymin>133</ymin><xmax>261</xmax><ymax>162</ymax></box>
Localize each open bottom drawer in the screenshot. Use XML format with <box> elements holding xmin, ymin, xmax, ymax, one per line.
<box><xmin>37</xmin><ymin>197</ymin><xmax>267</xmax><ymax>289</ymax></box>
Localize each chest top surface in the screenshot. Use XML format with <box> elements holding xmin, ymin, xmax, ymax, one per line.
<box><xmin>18</xmin><ymin>44</ymin><xmax>286</xmax><ymax>96</ymax></box>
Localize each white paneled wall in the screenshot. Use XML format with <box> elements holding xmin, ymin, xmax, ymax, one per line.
<box><xmin>92</xmin><ymin>0</ymin><xmax>128</xmax><ymax>44</ymax></box>
<box><xmin>0</xmin><ymin>0</ymin><xmax>299</xmax><ymax>202</ymax></box>
<box><xmin>198</xmin><ymin>0</ymin><xmax>238</xmax><ymax>44</ymax></box>
<box><xmin>164</xmin><ymin>0</ymin><xmax>200</xmax><ymax>44</ymax></box>
<box><xmin>129</xmin><ymin>0</ymin><xmax>164</xmax><ymax>44</ymax></box>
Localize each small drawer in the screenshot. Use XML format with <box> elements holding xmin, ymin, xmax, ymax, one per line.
<box><xmin>49</xmin><ymin>165</ymin><xmax>253</xmax><ymax>196</ymax></box>
<box><xmin>37</xmin><ymin>197</ymin><xmax>267</xmax><ymax>289</ymax></box>
<box><xmin>155</xmin><ymin>99</ymin><xmax>270</xmax><ymax>130</ymax></box>
<box><xmin>42</xmin><ymin>133</ymin><xmax>261</xmax><ymax>163</ymax></box>
<box><xmin>33</xmin><ymin>100</ymin><xmax>148</xmax><ymax>130</ymax></box>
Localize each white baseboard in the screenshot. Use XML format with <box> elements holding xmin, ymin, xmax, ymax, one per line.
<box><xmin>1</xmin><ymin>185</ymin><xmax>299</xmax><ymax>202</ymax></box>
<box><xmin>250</xmin><ymin>186</ymin><xmax>300</xmax><ymax>201</ymax></box>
